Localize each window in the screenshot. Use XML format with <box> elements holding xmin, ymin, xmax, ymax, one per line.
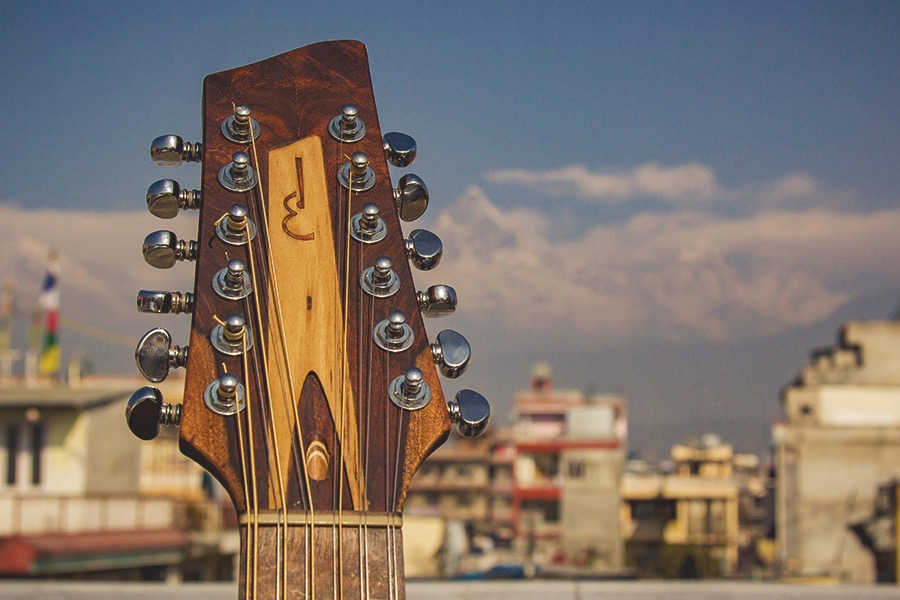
<box><xmin>5</xmin><ymin>423</ymin><xmax>18</xmax><ymax>485</ymax></box>
<box><xmin>1</xmin><ymin>420</ymin><xmax>45</xmax><ymax>489</ymax></box>
<box><xmin>30</xmin><ymin>422</ymin><xmax>44</xmax><ymax>485</ymax></box>
<box><xmin>568</xmin><ymin>459</ymin><xmax>585</xmax><ymax>479</ymax></box>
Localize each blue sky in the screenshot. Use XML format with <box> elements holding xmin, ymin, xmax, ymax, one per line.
<box><xmin>1</xmin><ymin>2</ymin><xmax>898</xmax><ymax>455</ymax></box>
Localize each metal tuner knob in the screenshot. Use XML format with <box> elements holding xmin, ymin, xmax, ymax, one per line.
<box><xmin>405</xmin><ymin>229</ymin><xmax>442</xmax><ymax>271</ymax></box>
<box><xmin>142</xmin><ymin>230</ymin><xmax>198</xmax><ymax>269</ymax></box>
<box><xmin>338</xmin><ymin>151</ymin><xmax>376</xmax><ymax>192</ymax></box>
<box><xmin>136</xmin><ymin>290</ymin><xmax>195</xmax><ymax>315</ymax></box>
<box><xmin>146</xmin><ymin>179</ymin><xmax>200</xmax><ymax>219</ymax></box>
<box><xmin>431</xmin><ymin>329</ymin><xmax>471</xmax><ymax>378</ymax></box>
<box><xmin>126</xmin><ymin>386</ymin><xmax>182</xmax><ymax>441</ymax></box>
<box><xmin>393</xmin><ymin>174</ymin><xmax>429</xmax><ymax>222</ymax></box>
<box><xmin>150</xmin><ymin>135</ymin><xmax>202</xmax><ymax>167</ymax></box>
<box><xmin>417</xmin><ymin>284</ymin><xmax>457</xmax><ymax>318</ymax></box>
<box><xmin>389</xmin><ymin>367</ymin><xmax>431</xmax><ymax>411</ymax></box>
<box><xmin>448</xmin><ymin>389</ymin><xmax>491</xmax><ymax>438</ymax></box>
<box><xmin>135</xmin><ymin>327</ymin><xmax>188</xmax><ymax>383</ymax></box>
<box><xmin>383</xmin><ymin>132</ymin><xmax>417</xmax><ymax>168</ymax></box>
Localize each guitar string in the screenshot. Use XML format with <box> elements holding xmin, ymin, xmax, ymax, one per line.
<box><xmin>246</xmin><ymin>132</ymin><xmax>317</xmax><ymax>599</ymax></box>
<box><xmin>384</xmin><ymin>350</ymin><xmax>396</xmax><ymax>600</ymax></box>
<box><xmin>361</xmin><ymin>268</ymin><xmax>375</xmax><ymax>598</ymax></box>
<box><xmin>242</xmin><ymin>237</ymin><xmax>290</xmax><ymax>600</ymax></box>
<box><xmin>337</xmin><ymin>147</ymin><xmax>358</xmax><ymax>600</ymax></box>
<box><xmin>392</xmin><ymin>407</ymin><xmax>407</xmax><ymax>599</ymax></box>
<box><xmin>224</xmin><ymin>335</ymin><xmax>253</xmax><ymax>600</ymax></box>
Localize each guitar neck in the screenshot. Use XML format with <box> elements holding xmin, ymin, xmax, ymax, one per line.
<box><xmin>238</xmin><ymin>512</ymin><xmax>405</xmax><ymax>599</ymax></box>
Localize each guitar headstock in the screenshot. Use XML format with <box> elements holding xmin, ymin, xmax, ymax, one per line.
<box><xmin>127</xmin><ymin>41</ymin><xmax>490</xmax><ymax>519</ymax></box>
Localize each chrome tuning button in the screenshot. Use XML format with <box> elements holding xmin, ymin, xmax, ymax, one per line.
<box><xmin>417</xmin><ymin>285</ymin><xmax>457</xmax><ymax>318</ymax></box>
<box><xmin>216</xmin><ymin>203</ymin><xmax>257</xmax><ymax>245</ymax></box>
<box><xmin>146</xmin><ymin>179</ymin><xmax>201</xmax><ymax>219</ymax></box>
<box><xmin>383</xmin><ymin>132</ymin><xmax>417</xmax><ymax>168</ymax></box>
<box><xmin>221</xmin><ymin>104</ymin><xmax>260</xmax><ymax>143</ymax></box>
<box><xmin>204</xmin><ymin>373</ymin><xmax>246</xmax><ymax>416</ymax></box>
<box><xmin>373</xmin><ymin>310</ymin><xmax>415</xmax><ymax>353</ymax></box>
<box><xmin>389</xmin><ymin>367</ymin><xmax>432</xmax><ymax>411</ymax></box>
<box><xmin>328</xmin><ymin>104</ymin><xmax>366</xmax><ymax>143</ymax></box>
<box><xmin>136</xmin><ymin>290</ymin><xmax>194</xmax><ymax>315</ymax></box>
<box><xmin>211</xmin><ymin>313</ymin><xmax>254</xmax><ymax>356</ymax></box>
<box><xmin>360</xmin><ymin>256</ymin><xmax>400</xmax><ymax>298</ymax></box>
<box><xmin>338</xmin><ymin>152</ymin><xmax>376</xmax><ymax>192</ymax></box>
<box><xmin>135</xmin><ymin>327</ymin><xmax>188</xmax><ymax>383</ymax></box>
<box><xmin>150</xmin><ymin>135</ymin><xmax>202</xmax><ymax>167</ymax></box>
<box><xmin>350</xmin><ymin>203</ymin><xmax>387</xmax><ymax>244</ymax></box>
<box><xmin>431</xmin><ymin>329</ymin><xmax>471</xmax><ymax>379</ymax></box>
<box><xmin>393</xmin><ymin>174</ymin><xmax>429</xmax><ymax>222</ymax></box>
<box><xmin>447</xmin><ymin>389</ymin><xmax>490</xmax><ymax>438</ymax></box>
<box><xmin>142</xmin><ymin>230</ymin><xmax>197</xmax><ymax>269</ymax></box>
<box><xmin>218</xmin><ymin>152</ymin><xmax>258</xmax><ymax>192</ymax></box>
<box><xmin>212</xmin><ymin>259</ymin><xmax>253</xmax><ymax>300</ymax></box>
<box><xmin>405</xmin><ymin>229</ymin><xmax>443</xmax><ymax>271</ymax></box>
<box><xmin>126</xmin><ymin>386</ymin><xmax>182</xmax><ymax>441</ymax></box>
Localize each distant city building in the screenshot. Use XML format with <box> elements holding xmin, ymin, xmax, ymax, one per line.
<box><xmin>0</xmin><ymin>374</ymin><xmax>232</xmax><ymax>579</ymax></box>
<box><xmin>774</xmin><ymin>319</ymin><xmax>900</xmax><ymax>583</ymax></box>
<box><xmin>405</xmin><ymin>364</ymin><xmax>627</xmax><ymax>576</ymax></box>
<box><xmin>621</xmin><ymin>434</ymin><xmax>766</xmax><ymax>577</ymax></box>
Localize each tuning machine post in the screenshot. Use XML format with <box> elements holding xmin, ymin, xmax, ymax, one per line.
<box><xmin>136</xmin><ymin>290</ymin><xmax>195</xmax><ymax>315</ymax></box>
<box><xmin>221</xmin><ymin>104</ymin><xmax>260</xmax><ymax>143</ymax></box>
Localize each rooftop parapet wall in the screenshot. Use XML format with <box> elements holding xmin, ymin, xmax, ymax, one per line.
<box><xmin>794</xmin><ymin>321</ymin><xmax>900</xmax><ymax>387</ymax></box>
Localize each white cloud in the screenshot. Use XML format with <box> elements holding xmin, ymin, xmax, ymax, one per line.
<box><xmin>422</xmin><ymin>186</ymin><xmax>900</xmax><ymax>346</ymax></box>
<box><xmin>485</xmin><ymin>162</ymin><xmax>722</xmax><ymax>204</ymax></box>
<box><xmin>483</xmin><ymin>162</ymin><xmax>845</xmax><ymax>213</ymax></box>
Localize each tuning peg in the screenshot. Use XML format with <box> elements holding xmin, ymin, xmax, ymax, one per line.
<box><xmin>393</xmin><ymin>174</ymin><xmax>429</xmax><ymax>222</ymax></box>
<box><xmin>218</xmin><ymin>151</ymin><xmax>258</xmax><ymax>192</ymax></box>
<box><xmin>204</xmin><ymin>373</ymin><xmax>246</xmax><ymax>416</ymax></box>
<box><xmin>374</xmin><ymin>310</ymin><xmax>414</xmax><ymax>353</ymax></box>
<box><xmin>338</xmin><ymin>151</ymin><xmax>376</xmax><ymax>192</ymax></box>
<box><xmin>135</xmin><ymin>327</ymin><xmax>188</xmax><ymax>383</ymax></box>
<box><xmin>405</xmin><ymin>229</ymin><xmax>442</xmax><ymax>271</ymax></box>
<box><xmin>146</xmin><ymin>179</ymin><xmax>201</xmax><ymax>219</ymax></box>
<box><xmin>150</xmin><ymin>135</ymin><xmax>202</xmax><ymax>167</ymax></box>
<box><xmin>417</xmin><ymin>285</ymin><xmax>457</xmax><ymax>318</ymax></box>
<box><xmin>212</xmin><ymin>259</ymin><xmax>253</xmax><ymax>300</ymax></box>
<box><xmin>350</xmin><ymin>203</ymin><xmax>387</xmax><ymax>244</ymax></box>
<box><xmin>142</xmin><ymin>231</ymin><xmax>198</xmax><ymax>269</ymax></box>
<box><xmin>328</xmin><ymin>104</ymin><xmax>366</xmax><ymax>143</ymax></box>
<box><xmin>389</xmin><ymin>367</ymin><xmax>432</xmax><ymax>411</ymax></box>
<box><xmin>126</xmin><ymin>386</ymin><xmax>182</xmax><ymax>441</ymax></box>
<box><xmin>447</xmin><ymin>389</ymin><xmax>490</xmax><ymax>438</ymax></box>
<box><xmin>221</xmin><ymin>104</ymin><xmax>260</xmax><ymax>143</ymax></box>
<box><xmin>431</xmin><ymin>329</ymin><xmax>471</xmax><ymax>379</ymax></box>
<box><xmin>383</xmin><ymin>132</ymin><xmax>417</xmax><ymax>168</ymax></box>
<box><xmin>360</xmin><ymin>256</ymin><xmax>400</xmax><ymax>298</ymax></box>
<box><xmin>136</xmin><ymin>290</ymin><xmax>195</xmax><ymax>315</ymax></box>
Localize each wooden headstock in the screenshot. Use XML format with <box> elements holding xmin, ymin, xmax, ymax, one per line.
<box><xmin>130</xmin><ymin>40</ymin><xmax>489</xmax><ymax>598</ymax></box>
